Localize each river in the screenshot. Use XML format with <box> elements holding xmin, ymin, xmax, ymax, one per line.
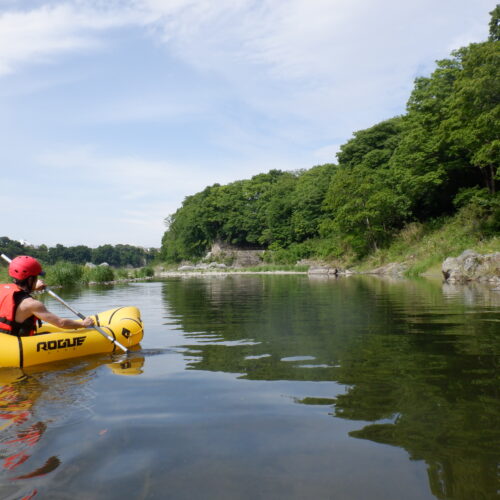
<box><xmin>0</xmin><ymin>275</ymin><xmax>498</xmax><ymax>499</ymax></box>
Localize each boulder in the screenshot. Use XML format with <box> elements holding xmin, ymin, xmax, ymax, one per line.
<box><xmin>442</xmin><ymin>250</ymin><xmax>500</xmax><ymax>283</ymax></box>
<box><xmin>308</xmin><ymin>266</ymin><xmax>340</xmax><ymax>276</ymax></box>
<box><xmin>308</xmin><ymin>266</ymin><xmax>330</xmax><ymax>275</ymax></box>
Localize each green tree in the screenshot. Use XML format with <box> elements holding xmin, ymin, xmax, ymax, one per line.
<box><xmin>32</xmin><ymin>244</ymin><xmax>49</xmax><ymax>263</ymax></box>
<box><xmin>66</xmin><ymin>245</ymin><xmax>92</xmax><ymax>264</ymax></box>
<box><xmin>323</xmin><ymin>165</ymin><xmax>410</xmax><ymax>254</ymax></box>
<box><xmin>48</xmin><ymin>243</ymin><xmax>70</xmax><ymax>263</ymax></box>
<box><xmin>160</xmin><ymin>170</ymin><xmax>297</xmax><ymax>262</ymax></box>
<box><xmin>291</xmin><ymin>164</ymin><xmax>336</xmax><ymax>241</ymax></box>
<box><xmin>441</xmin><ymin>41</ymin><xmax>500</xmax><ymax>194</ymax></box>
<box><xmin>489</xmin><ymin>4</ymin><xmax>500</xmax><ymax>41</ymax></box>
<box><xmin>161</xmin><ymin>185</ymin><xmax>221</xmax><ymax>261</ymax></box>
<box><xmin>92</xmin><ymin>244</ymin><xmax>117</xmax><ymax>265</ymax></box>
<box><xmin>0</xmin><ymin>237</ymin><xmax>24</xmax><ymax>259</ymax></box>
<box><xmin>390</xmin><ymin>57</ymin><xmax>468</xmax><ymax>218</ymax></box>
<box><xmin>391</xmin><ymin>34</ymin><xmax>498</xmax><ymax>216</ymax></box>
<box><xmin>337</xmin><ymin>118</ymin><xmax>403</xmax><ymax>169</ymax></box>
<box><xmin>259</xmin><ymin>171</ymin><xmax>298</xmax><ymax>247</ymax></box>
<box><xmin>322</xmin><ymin>118</ymin><xmax>409</xmax><ymax>255</ymax></box>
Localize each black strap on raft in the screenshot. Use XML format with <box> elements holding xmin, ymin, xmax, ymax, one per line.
<box><xmin>0</xmin><ymin>315</ymin><xmax>14</xmax><ymax>334</ymax></box>
<box><xmin>0</xmin><ymin>316</ymin><xmax>14</xmax><ymax>326</ymax></box>
<box><xmin>0</xmin><ymin>316</ymin><xmax>39</xmax><ymax>336</ymax></box>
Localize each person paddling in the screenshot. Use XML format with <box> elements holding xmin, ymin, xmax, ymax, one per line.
<box><xmin>0</xmin><ymin>256</ymin><xmax>94</xmax><ymax>336</ymax></box>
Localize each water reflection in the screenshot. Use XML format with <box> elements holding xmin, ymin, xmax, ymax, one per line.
<box><xmin>0</xmin><ymin>354</ymin><xmax>145</xmax><ymax>499</ymax></box>
<box><xmin>442</xmin><ymin>280</ymin><xmax>500</xmax><ymax>306</ymax></box>
<box><xmin>163</xmin><ymin>275</ymin><xmax>500</xmax><ymax>499</ymax></box>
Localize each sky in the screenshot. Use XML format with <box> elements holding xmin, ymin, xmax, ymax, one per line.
<box><xmin>0</xmin><ymin>0</ymin><xmax>495</xmax><ymax>249</ymax></box>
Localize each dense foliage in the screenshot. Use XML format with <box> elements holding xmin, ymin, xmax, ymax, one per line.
<box><xmin>161</xmin><ymin>7</ymin><xmax>496</xmax><ymax>263</ymax></box>
<box><xmin>0</xmin><ymin>237</ymin><xmax>158</xmax><ymax>267</ymax></box>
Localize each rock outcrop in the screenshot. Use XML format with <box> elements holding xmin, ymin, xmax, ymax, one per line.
<box><xmin>307</xmin><ymin>266</ymin><xmax>339</xmax><ymax>276</ymax></box>
<box><xmin>442</xmin><ymin>250</ymin><xmax>500</xmax><ymax>283</ymax></box>
<box><xmin>306</xmin><ymin>265</ymin><xmax>356</xmax><ymax>277</ymax></box>
<box><xmin>205</xmin><ymin>241</ymin><xmax>265</xmax><ymax>267</ymax></box>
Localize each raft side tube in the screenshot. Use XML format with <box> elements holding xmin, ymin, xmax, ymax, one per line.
<box><xmin>0</xmin><ymin>306</ymin><xmax>143</xmax><ymax>368</ymax></box>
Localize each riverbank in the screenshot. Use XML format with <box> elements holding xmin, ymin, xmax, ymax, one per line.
<box><xmin>155</xmin><ymin>246</ymin><xmax>500</xmax><ymax>286</ymax></box>
<box><xmin>157</xmin><ymin>269</ymin><xmax>307</xmax><ymax>278</ymax></box>
<box><xmin>348</xmin><ymin>212</ymin><xmax>500</xmax><ymax>278</ymax></box>
<box><xmin>157</xmin><ymin>208</ymin><xmax>499</xmax><ymax>283</ymax></box>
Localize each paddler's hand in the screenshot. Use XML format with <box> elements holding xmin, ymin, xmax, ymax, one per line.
<box><xmin>82</xmin><ymin>317</ymin><xmax>95</xmax><ymax>328</ymax></box>
<box><xmin>34</xmin><ymin>279</ymin><xmax>46</xmax><ymax>291</ymax></box>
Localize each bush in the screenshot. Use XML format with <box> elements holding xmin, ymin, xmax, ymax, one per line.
<box><xmin>45</xmin><ymin>262</ymin><xmax>84</xmax><ymax>286</ymax></box>
<box><xmin>263</xmin><ymin>240</ymin><xmax>318</xmax><ymax>264</ymax></box>
<box><xmin>83</xmin><ymin>265</ymin><xmax>115</xmax><ymax>283</ymax></box>
<box><xmin>454</xmin><ymin>188</ymin><xmax>500</xmax><ymax>236</ymax></box>
<box><xmin>115</xmin><ymin>268</ymin><xmax>131</xmax><ymax>279</ymax></box>
<box><xmin>134</xmin><ymin>267</ymin><xmax>154</xmax><ymax>278</ymax></box>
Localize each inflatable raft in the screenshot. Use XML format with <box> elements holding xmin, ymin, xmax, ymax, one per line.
<box><xmin>0</xmin><ymin>306</ymin><xmax>143</xmax><ymax>368</ymax></box>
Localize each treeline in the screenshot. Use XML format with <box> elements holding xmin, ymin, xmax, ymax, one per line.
<box><xmin>0</xmin><ymin>237</ymin><xmax>158</xmax><ymax>268</ymax></box>
<box><xmin>161</xmin><ymin>7</ymin><xmax>499</xmax><ymax>264</ymax></box>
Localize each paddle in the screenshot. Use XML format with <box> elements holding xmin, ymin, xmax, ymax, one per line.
<box><xmin>1</xmin><ymin>254</ymin><xmax>128</xmax><ymax>353</ymax></box>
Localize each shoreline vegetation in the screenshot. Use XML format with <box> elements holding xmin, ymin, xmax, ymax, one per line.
<box><xmin>0</xmin><ymin>262</ymin><xmax>155</xmax><ymax>288</ymax></box>
<box><xmin>156</xmin><ymin>204</ymin><xmax>500</xmax><ymax>283</ymax></box>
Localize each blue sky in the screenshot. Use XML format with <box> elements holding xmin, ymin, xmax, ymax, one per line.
<box><xmin>0</xmin><ymin>0</ymin><xmax>495</xmax><ymax>248</ymax></box>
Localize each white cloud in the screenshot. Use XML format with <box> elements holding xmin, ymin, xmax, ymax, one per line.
<box><xmin>37</xmin><ymin>145</ymin><xmax>306</xmax><ymax>197</ymax></box>
<box><xmin>0</xmin><ymin>2</ymin><xmax>140</xmax><ymax>75</ymax></box>
<box><xmin>1</xmin><ymin>0</ymin><xmax>492</xmax><ymax>81</ymax></box>
<box><xmin>1</xmin><ymin>1</ymin><xmax>492</xmax><ymax>127</ymax></box>
<box><xmin>38</xmin><ymin>146</ymin><xmax>203</xmax><ymax>196</ymax></box>
<box><xmin>127</xmin><ymin>0</ymin><xmax>492</xmax><ymax>134</ymax></box>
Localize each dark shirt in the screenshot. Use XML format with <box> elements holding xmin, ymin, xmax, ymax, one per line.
<box><xmin>13</xmin><ymin>290</ymin><xmax>36</xmax><ymax>336</ymax></box>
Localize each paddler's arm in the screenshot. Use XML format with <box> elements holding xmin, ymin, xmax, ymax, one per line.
<box><xmin>19</xmin><ymin>298</ymin><xmax>95</xmax><ymax>330</ymax></box>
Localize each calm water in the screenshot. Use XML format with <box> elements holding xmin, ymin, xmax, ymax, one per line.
<box><xmin>0</xmin><ymin>275</ymin><xmax>498</xmax><ymax>500</ymax></box>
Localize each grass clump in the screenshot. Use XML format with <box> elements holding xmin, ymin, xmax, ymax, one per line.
<box><xmin>0</xmin><ymin>261</ymin><xmax>154</xmax><ymax>286</ymax></box>
<box><xmin>83</xmin><ymin>265</ymin><xmax>115</xmax><ymax>283</ymax></box>
<box><xmin>45</xmin><ymin>262</ymin><xmax>84</xmax><ymax>286</ymax></box>
<box><xmin>133</xmin><ymin>267</ymin><xmax>154</xmax><ymax>278</ymax></box>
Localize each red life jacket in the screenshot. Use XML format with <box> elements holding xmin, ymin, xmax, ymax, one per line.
<box><xmin>0</xmin><ymin>284</ymin><xmax>37</xmax><ymax>336</ymax></box>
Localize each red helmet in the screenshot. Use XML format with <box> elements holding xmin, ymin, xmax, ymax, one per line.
<box><xmin>8</xmin><ymin>256</ymin><xmax>44</xmax><ymax>280</ymax></box>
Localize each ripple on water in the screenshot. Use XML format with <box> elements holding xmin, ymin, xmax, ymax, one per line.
<box><xmin>281</xmin><ymin>356</ymin><xmax>316</xmax><ymax>362</ymax></box>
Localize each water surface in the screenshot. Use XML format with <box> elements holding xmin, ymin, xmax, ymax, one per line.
<box><xmin>0</xmin><ymin>276</ymin><xmax>498</xmax><ymax>499</ymax></box>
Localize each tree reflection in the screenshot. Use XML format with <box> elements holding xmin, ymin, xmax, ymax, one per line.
<box><xmin>163</xmin><ymin>275</ymin><xmax>500</xmax><ymax>499</ymax></box>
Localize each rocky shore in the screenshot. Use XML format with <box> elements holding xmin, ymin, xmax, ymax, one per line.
<box><xmin>155</xmin><ymin>250</ymin><xmax>500</xmax><ymax>288</ymax></box>
<box><xmin>442</xmin><ymin>250</ymin><xmax>500</xmax><ymax>284</ymax></box>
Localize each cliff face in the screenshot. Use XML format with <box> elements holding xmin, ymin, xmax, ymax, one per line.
<box><xmin>206</xmin><ymin>241</ymin><xmax>265</xmax><ymax>267</ymax></box>
<box><xmin>442</xmin><ymin>250</ymin><xmax>500</xmax><ymax>283</ymax></box>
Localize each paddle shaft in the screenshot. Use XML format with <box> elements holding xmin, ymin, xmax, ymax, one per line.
<box><xmin>1</xmin><ymin>254</ymin><xmax>128</xmax><ymax>353</ymax></box>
